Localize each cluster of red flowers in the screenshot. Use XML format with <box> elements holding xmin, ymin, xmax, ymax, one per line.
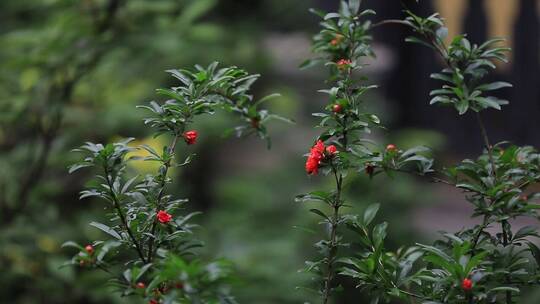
<box><xmin>183</xmin><ymin>130</ymin><xmax>198</xmax><ymax>145</ymax></box>
<box><xmin>336</xmin><ymin>58</ymin><xmax>352</xmax><ymax>69</ymax></box>
<box><xmin>305</xmin><ymin>140</ymin><xmax>337</xmax><ymax>175</ymax></box>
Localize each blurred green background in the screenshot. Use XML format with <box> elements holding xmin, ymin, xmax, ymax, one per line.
<box><xmin>1</xmin><ymin>0</ymin><xmax>539</xmax><ymax>303</ymax></box>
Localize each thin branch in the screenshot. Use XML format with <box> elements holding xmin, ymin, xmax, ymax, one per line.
<box><xmin>471</xmin><ymin>215</ymin><xmax>490</xmax><ymax>251</ymax></box>
<box><xmin>322</xmin><ymin>162</ymin><xmax>343</xmax><ymax>304</ymax></box>
<box><xmin>398</xmin><ymin>288</ymin><xmax>429</xmax><ymax>301</ymax></box>
<box><xmin>372</xmin><ymin>19</ymin><xmax>410</xmax><ymax>28</ymax></box>
<box><xmin>501</xmin><ymin>220</ymin><xmax>513</xmax><ymax>304</ymax></box>
<box><xmin>146</xmin><ymin>133</ymin><xmax>181</xmax><ymax>262</ymax></box>
<box><xmin>475</xmin><ymin>112</ymin><xmax>498</xmax><ymax>180</ymax></box>
<box><xmin>104</xmin><ymin>167</ymin><xmax>147</xmax><ymax>264</ymax></box>
<box><xmin>394</xmin><ymin>168</ymin><xmax>453</xmax><ymax>186</ymax></box>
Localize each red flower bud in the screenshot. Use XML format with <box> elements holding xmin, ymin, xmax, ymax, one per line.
<box><xmin>157</xmin><ymin>210</ymin><xmax>172</xmax><ymax>224</ymax></box>
<box><xmin>149</xmin><ymin>300</ymin><xmax>159</xmax><ymax>304</ymax></box>
<box><xmin>326</xmin><ymin>145</ymin><xmax>337</xmax><ymax>155</ymax></box>
<box><xmin>336</xmin><ymin>59</ymin><xmax>352</xmax><ymax>69</ymax></box>
<box><xmin>332</xmin><ymin>104</ymin><xmax>343</xmax><ymax>113</ymax></box>
<box><xmin>137</xmin><ymin>282</ymin><xmax>146</xmax><ymax>289</ymax></box>
<box><xmin>183</xmin><ymin>130</ymin><xmax>198</xmax><ymax>145</ymax></box>
<box><xmin>386</xmin><ymin>144</ymin><xmax>397</xmax><ymax>152</ymax></box>
<box><xmin>85</xmin><ymin>245</ymin><xmax>94</xmax><ymax>254</ymax></box>
<box><xmin>462</xmin><ymin>278</ymin><xmax>473</xmax><ymax>291</ymax></box>
<box><xmin>175</xmin><ymin>282</ymin><xmax>184</xmax><ymax>289</ymax></box>
<box><xmin>330</xmin><ymin>34</ymin><xmax>343</xmax><ymax>46</ymax></box>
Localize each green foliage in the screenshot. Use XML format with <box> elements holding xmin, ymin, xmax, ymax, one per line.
<box><xmin>332</xmin><ymin>7</ymin><xmax>540</xmax><ymax>304</ymax></box>
<box><xmin>64</xmin><ymin>63</ymin><xmax>285</xmax><ymax>303</ymax></box>
<box><xmin>140</xmin><ymin>63</ymin><xmax>290</xmax><ymax>147</ymax></box>
<box><xmin>0</xmin><ymin>1</ymin><xmax>235</xmax><ymax>301</ymax></box>
<box><xmin>297</xmin><ymin>1</ymin><xmax>433</xmax><ymax>303</ymax></box>
<box><xmin>404</xmin><ymin>11</ymin><xmax>512</xmax><ymax>115</ymax></box>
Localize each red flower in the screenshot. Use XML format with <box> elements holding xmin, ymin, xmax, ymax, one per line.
<box><xmin>137</xmin><ymin>282</ymin><xmax>146</xmax><ymax>289</ymax></box>
<box><xmin>336</xmin><ymin>59</ymin><xmax>352</xmax><ymax>69</ymax></box>
<box><xmin>305</xmin><ymin>141</ymin><xmax>338</xmax><ymax>174</ymax></box>
<box><xmin>305</xmin><ymin>156</ymin><xmax>320</xmax><ymax>175</ymax></box>
<box><xmin>461</xmin><ymin>278</ymin><xmax>473</xmax><ymax>291</ymax></box>
<box><xmin>311</xmin><ymin>140</ymin><xmax>325</xmax><ymax>157</ymax></box>
<box><xmin>183</xmin><ymin>130</ymin><xmax>198</xmax><ymax>145</ymax></box>
<box><xmin>85</xmin><ymin>244</ymin><xmax>94</xmax><ymax>254</ymax></box>
<box><xmin>305</xmin><ymin>140</ymin><xmax>326</xmax><ymax>175</ymax></box>
<box><xmin>332</xmin><ymin>104</ymin><xmax>343</xmax><ymax>113</ymax></box>
<box><xmin>386</xmin><ymin>144</ymin><xmax>397</xmax><ymax>152</ymax></box>
<box><xmin>149</xmin><ymin>300</ymin><xmax>159</xmax><ymax>304</ymax></box>
<box><xmin>157</xmin><ymin>210</ymin><xmax>172</xmax><ymax>224</ymax></box>
<box><xmin>326</xmin><ymin>145</ymin><xmax>337</xmax><ymax>155</ymax></box>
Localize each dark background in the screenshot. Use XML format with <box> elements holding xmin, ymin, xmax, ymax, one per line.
<box><xmin>1</xmin><ymin>0</ymin><xmax>539</xmax><ymax>303</ymax></box>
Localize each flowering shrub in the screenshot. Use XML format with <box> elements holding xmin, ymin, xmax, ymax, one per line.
<box><xmin>298</xmin><ymin>1</ymin><xmax>540</xmax><ymax>304</ymax></box>
<box><xmin>60</xmin><ymin>1</ymin><xmax>540</xmax><ymax>304</ymax></box>
<box><xmin>63</xmin><ymin>62</ymin><xmax>287</xmax><ymax>303</ymax></box>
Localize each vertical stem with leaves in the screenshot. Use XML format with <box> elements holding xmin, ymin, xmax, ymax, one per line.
<box><xmin>297</xmin><ymin>2</ymin><xmax>433</xmax><ymax>303</ymax></box>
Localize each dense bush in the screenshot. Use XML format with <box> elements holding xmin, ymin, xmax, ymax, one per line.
<box><xmin>297</xmin><ymin>1</ymin><xmax>540</xmax><ymax>304</ymax></box>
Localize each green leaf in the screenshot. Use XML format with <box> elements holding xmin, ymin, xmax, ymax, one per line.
<box><xmin>455</xmin><ymin>99</ymin><xmax>469</xmax><ymax>115</ymax></box>
<box><xmin>68</xmin><ymin>163</ymin><xmax>92</xmax><ymax>174</ymax></box>
<box><xmin>476</xmin><ymin>81</ymin><xmax>512</xmax><ymax>91</ymax></box>
<box><xmin>372</xmin><ymin>222</ymin><xmax>387</xmax><ymax>247</ymax></box>
<box><xmin>527</xmin><ymin>242</ymin><xmax>540</xmax><ymax>266</ymax></box>
<box><xmin>349</xmin><ymin>0</ymin><xmax>360</xmax><ymax>14</ymax></box>
<box><xmin>96</xmin><ymin>241</ymin><xmax>122</xmax><ymax>261</ymax></box>
<box><xmin>405</xmin><ymin>36</ymin><xmax>435</xmax><ymax>50</ymax></box>
<box><xmin>61</xmin><ymin>241</ymin><xmax>84</xmax><ymax>251</ymax></box>
<box><xmin>430</xmin><ymin>73</ymin><xmax>453</xmax><ymax>83</ymax></box>
<box><xmin>90</xmin><ymin>222</ymin><xmax>122</xmax><ymax>240</ymax></box>
<box><xmin>363</xmin><ymin>203</ymin><xmax>380</xmax><ymax>226</ymax></box>
<box><xmin>489</xmin><ymin>286</ymin><xmax>520</xmax><ymax>294</ymax></box>
<box><xmin>255</xmin><ymin>93</ymin><xmax>281</xmax><ymax>106</ymax></box>
<box><xmin>324</xmin><ymin>12</ymin><xmax>341</xmax><ymax>20</ymax></box>
<box><xmin>309</xmin><ymin>208</ymin><xmax>330</xmax><ymax>221</ymax></box>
